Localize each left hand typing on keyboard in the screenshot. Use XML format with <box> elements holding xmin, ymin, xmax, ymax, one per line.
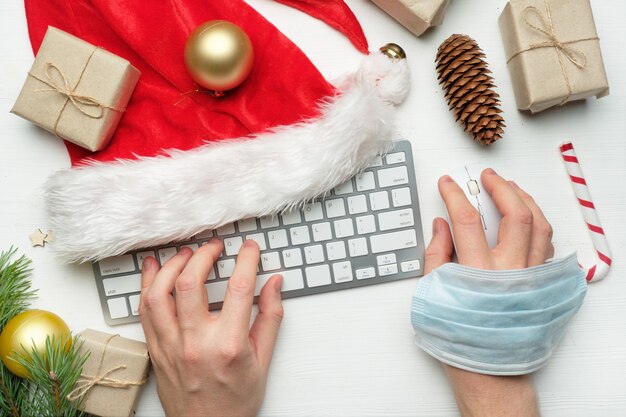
<box><xmin>139</xmin><ymin>239</ymin><xmax>284</xmax><ymax>417</ymax></box>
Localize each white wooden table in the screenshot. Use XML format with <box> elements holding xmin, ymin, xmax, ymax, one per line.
<box><xmin>1</xmin><ymin>1</ymin><xmax>625</xmax><ymax>415</ymax></box>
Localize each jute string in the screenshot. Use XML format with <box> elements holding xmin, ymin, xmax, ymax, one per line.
<box><xmin>506</xmin><ymin>0</ymin><xmax>599</xmax><ymax>105</ymax></box>
<box><xmin>67</xmin><ymin>334</ymin><xmax>147</xmax><ymax>402</ymax></box>
<box><xmin>27</xmin><ymin>48</ymin><xmax>124</xmax><ymax>137</ymax></box>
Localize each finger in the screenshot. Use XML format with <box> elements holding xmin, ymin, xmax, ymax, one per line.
<box><xmin>438</xmin><ymin>175</ymin><xmax>491</xmax><ymax>268</ymax></box>
<box><xmin>250</xmin><ymin>275</ymin><xmax>284</xmax><ymax>368</ymax></box>
<box><xmin>144</xmin><ymin>247</ymin><xmax>194</xmax><ymax>337</ymax></box>
<box><xmin>424</xmin><ymin>218</ymin><xmax>454</xmax><ymax>274</ymax></box>
<box><xmin>481</xmin><ymin>169</ymin><xmax>533</xmax><ymax>269</ymax></box>
<box><xmin>175</xmin><ymin>239</ymin><xmax>223</xmax><ymax>331</ymax></box>
<box><xmin>220</xmin><ymin>240</ymin><xmax>260</xmax><ymax>338</ymax></box>
<box><xmin>509</xmin><ymin>181</ymin><xmax>554</xmax><ymax>267</ymax></box>
<box><xmin>139</xmin><ymin>257</ymin><xmax>159</xmax><ymax>344</ymax></box>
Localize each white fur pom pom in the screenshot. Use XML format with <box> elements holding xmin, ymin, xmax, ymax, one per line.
<box><xmin>46</xmin><ymin>51</ymin><xmax>411</xmax><ymax>262</ymax></box>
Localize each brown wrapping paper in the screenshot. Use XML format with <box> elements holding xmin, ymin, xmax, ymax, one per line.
<box><xmin>72</xmin><ymin>329</ymin><xmax>150</xmax><ymax>417</ymax></box>
<box><xmin>371</xmin><ymin>0</ymin><xmax>450</xmax><ymax>36</ymax></box>
<box><xmin>499</xmin><ymin>0</ymin><xmax>609</xmax><ymax>113</ymax></box>
<box><xmin>11</xmin><ymin>27</ymin><xmax>140</xmax><ymax>151</ymax></box>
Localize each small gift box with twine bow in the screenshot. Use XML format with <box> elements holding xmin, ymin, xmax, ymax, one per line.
<box><xmin>11</xmin><ymin>27</ymin><xmax>140</xmax><ymax>151</ymax></box>
<box><xmin>499</xmin><ymin>0</ymin><xmax>609</xmax><ymax>113</ymax></box>
<box><xmin>371</xmin><ymin>0</ymin><xmax>450</xmax><ymax>37</ymax></box>
<box><xmin>69</xmin><ymin>329</ymin><xmax>150</xmax><ymax>417</ymax></box>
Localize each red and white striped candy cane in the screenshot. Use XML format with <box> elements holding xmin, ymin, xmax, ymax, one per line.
<box><xmin>560</xmin><ymin>142</ymin><xmax>612</xmax><ymax>282</ymax></box>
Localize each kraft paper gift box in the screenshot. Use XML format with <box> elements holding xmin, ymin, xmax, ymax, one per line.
<box><xmin>11</xmin><ymin>26</ymin><xmax>140</xmax><ymax>151</ymax></box>
<box><xmin>371</xmin><ymin>0</ymin><xmax>451</xmax><ymax>36</ymax></box>
<box><xmin>70</xmin><ymin>329</ymin><xmax>150</xmax><ymax>417</ymax></box>
<box><xmin>499</xmin><ymin>0</ymin><xmax>609</xmax><ymax>113</ymax></box>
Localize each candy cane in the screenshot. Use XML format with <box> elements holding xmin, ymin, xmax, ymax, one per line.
<box><xmin>560</xmin><ymin>142</ymin><xmax>612</xmax><ymax>282</ymax></box>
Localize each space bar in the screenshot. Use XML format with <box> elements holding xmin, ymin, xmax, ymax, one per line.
<box><xmin>206</xmin><ymin>269</ymin><xmax>304</xmax><ymax>303</ymax></box>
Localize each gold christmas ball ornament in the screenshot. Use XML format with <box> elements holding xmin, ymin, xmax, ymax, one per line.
<box><xmin>380</xmin><ymin>43</ymin><xmax>406</xmax><ymax>60</ymax></box>
<box><xmin>184</xmin><ymin>20</ymin><xmax>254</xmax><ymax>94</ymax></box>
<box><xmin>0</xmin><ymin>310</ymin><xmax>71</xmax><ymax>378</ymax></box>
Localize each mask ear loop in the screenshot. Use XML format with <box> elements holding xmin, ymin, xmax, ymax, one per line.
<box><xmin>560</xmin><ymin>142</ymin><xmax>612</xmax><ymax>282</ymax></box>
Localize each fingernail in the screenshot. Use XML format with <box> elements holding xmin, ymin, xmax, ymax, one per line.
<box><xmin>440</xmin><ymin>175</ymin><xmax>453</xmax><ymax>183</ymax></box>
<box><xmin>142</xmin><ymin>257</ymin><xmax>154</xmax><ymax>271</ymax></box>
<box><xmin>484</xmin><ymin>168</ymin><xmax>497</xmax><ymax>175</ymax></box>
<box><xmin>509</xmin><ymin>181</ymin><xmax>520</xmax><ymax>189</ymax></box>
<box><xmin>243</xmin><ymin>239</ymin><xmax>257</xmax><ymax>248</ymax></box>
<box><xmin>274</xmin><ymin>275</ymin><xmax>284</xmax><ymax>293</ymax></box>
<box><xmin>432</xmin><ymin>218</ymin><xmax>439</xmax><ymax>235</ymax></box>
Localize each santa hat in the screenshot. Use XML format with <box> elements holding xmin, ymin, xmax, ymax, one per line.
<box><xmin>26</xmin><ymin>0</ymin><xmax>411</xmax><ymax>262</ymax></box>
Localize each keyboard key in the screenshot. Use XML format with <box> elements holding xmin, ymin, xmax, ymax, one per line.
<box><xmin>283</xmin><ymin>248</ymin><xmax>303</xmax><ymax>268</ymax></box>
<box><xmin>356</xmin><ymin>215</ymin><xmax>376</xmax><ymax>235</ymax></box>
<box><xmin>255</xmin><ymin>269</ymin><xmax>304</xmax><ymax>295</ymax></box>
<box><xmin>129</xmin><ymin>294</ymin><xmax>140</xmax><ymax>316</ymax></box>
<box><xmin>282</xmin><ymin>210</ymin><xmax>302</xmax><ymax>225</ymax></box>
<box><xmin>304</xmin><ymin>202</ymin><xmax>324</xmax><ymax>221</ymax></box>
<box><xmin>224</xmin><ymin>237</ymin><xmax>244</xmax><ymax>256</ymax></box>
<box><xmin>385</xmin><ymin>152</ymin><xmax>406</xmax><ymax>164</ymax></box>
<box><xmin>180</xmin><ymin>243</ymin><xmax>199</xmax><ymax>252</ymax></box>
<box><xmin>238</xmin><ymin>218</ymin><xmax>258</xmax><ymax>233</ymax></box>
<box><xmin>107</xmin><ymin>297</ymin><xmax>129</xmax><ymax>319</ymax></box>
<box><xmin>268</xmin><ymin>229</ymin><xmax>289</xmax><ymax>249</ymax></box>
<box><xmin>369</xmin><ymin>191</ymin><xmax>390</xmax><ymax>211</ymax></box>
<box><xmin>305</xmin><ymin>265</ymin><xmax>332</xmax><ymax>287</ymax></box>
<box><xmin>347</xmin><ymin>195</ymin><xmax>368</xmax><ymax>214</ymax></box>
<box><xmin>304</xmin><ymin>245</ymin><xmax>325</xmax><ymax>264</ymax></box>
<box><xmin>333</xmin><ymin>218</ymin><xmax>354</xmax><ymax>238</ymax></box>
<box><xmin>206</xmin><ymin>280</ymin><xmax>228</xmax><ymax>303</ymax></box>
<box><xmin>325</xmin><ymin>199</ymin><xmax>346</xmax><ymax>218</ymax></box>
<box><xmin>290</xmin><ymin>226</ymin><xmax>311</xmax><ymax>245</ymax></box>
<box><xmin>195</xmin><ymin>229</ymin><xmax>213</xmax><ymax>239</ymax></box>
<box><xmin>312</xmin><ymin>222</ymin><xmax>333</xmax><ymax>242</ymax></box>
<box><xmin>367</xmin><ymin>155</ymin><xmax>383</xmax><ymax>168</ymax></box>
<box><xmin>217</xmin><ymin>259</ymin><xmax>236</xmax><ymax>278</ymax></box>
<box><xmin>158</xmin><ymin>247</ymin><xmax>178</xmax><ymax>264</ymax></box>
<box><xmin>401</xmin><ymin>260</ymin><xmax>421</xmax><ymax>273</ymax></box>
<box><xmin>334</xmin><ymin>180</ymin><xmax>354</xmax><ymax>195</ymax></box>
<box><xmin>216</xmin><ymin>223</ymin><xmax>236</xmax><ymax>235</ymax></box>
<box><xmin>326</xmin><ymin>241</ymin><xmax>347</xmax><ymax>261</ymax></box>
<box><xmin>332</xmin><ymin>261</ymin><xmax>353</xmax><ymax>283</ymax></box>
<box><xmin>378</xmin><ymin>264</ymin><xmax>399</xmax><ymax>276</ymax></box>
<box><xmin>135</xmin><ymin>251</ymin><xmax>156</xmax><ymax>270</ymax></box>
<box><xmin>102</xmin><ymin>274</ymin><xmax>141</xmax><ymax>296</ymax></box>
<box><xmin>261</xmin><ymin>252</ymin><xmax>281</xmax><ymax>271</ymax></box>
<box><xmin>392</xmin><ymin>187</ymin><xmax>412</xmax><ymax>207</ymax></box>
<box><xmin>208</xmin><ymin>267</ymin><xmax>217</xmax><ymax>281</ymax></box>
<box><xmin>378</xmin><ymin>166</ymin><xmax>409</xmax><ymax>188</ymax></box>
<box><xmin>356</xmin><ymin>267</ymin><xmax>376</xmax><ymax>280</ymax></box>
<box><xmin>378</xmin><ymin>208</ymin><xmax>415</xmax><ymax>231</ymax></box>
<box><xmin>377</xmin><ymin>253</ymin><xmax>397</xmax><ymax>266</ymax></box>
<box><xmin>370</xmin><ymin>229</ymin><xmax>417</xmax><ymax>254</ymax></box>
<box><xmin>356</xmin><ymin>171</ymin><xmax>376</xmax><ymax>191</ymax></box>
<box><xmin>260</xmin><ymin>215</ymin><xmax>280</xmax><ymax>228</ymax></box>
<box><xmin>99</xmin><ymin>254</ymin><xmax>135</xmax><ymax>276</ymax></box>
<box><xmin>348</xmin><ymin>238</ymin><xmax>368</xmax><ymax>257</ymax></box>
<box><xmin>245</xmin><ymin>233</ymin><xmax>267</xmax><ymax>250</ymax></box>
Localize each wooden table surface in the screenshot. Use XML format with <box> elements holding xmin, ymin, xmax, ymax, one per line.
<box><xmin>1</xmin><ymin>1</ymin><xmax>625</xmax><ymax>415</ymax></box>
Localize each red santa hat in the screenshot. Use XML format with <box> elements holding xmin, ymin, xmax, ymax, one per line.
<box><xmin>27</xmin><ymin>0</ymin><xmax>411</xmax><ymax>262</ymax></box>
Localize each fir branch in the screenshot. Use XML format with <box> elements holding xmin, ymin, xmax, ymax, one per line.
<box><xmin>13</xmin><ymin>335</ymin><xmax>89</xmax><ymax>417</ymax></box>
<box><xmin>0</xmin><ymin>248</ymin><xmax>36</xmax><ymax>417</ymax></box>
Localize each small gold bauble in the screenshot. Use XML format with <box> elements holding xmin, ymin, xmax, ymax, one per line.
<box><xmin>0</xmin><ymin>310</ymin><xmax>71</xmax><ymax>378</ymax></box>
<box><xmin>379</xmin><ymin>43</ymin><xmax>407</xmax><ymax>60</ymax></box>
<box><xmin>184</xmin><ymin>20</ymin><xmax>254</xmax><ymax>93</ymax></box>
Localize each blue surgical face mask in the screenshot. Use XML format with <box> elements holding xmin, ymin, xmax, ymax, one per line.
<box><xmin>411</xmin><ymin>253</ymin><xmax>587</xmax><ymax>375</ymax></box>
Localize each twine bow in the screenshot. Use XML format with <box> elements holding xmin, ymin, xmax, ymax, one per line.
<box><xmin>67</xmin><ymin>334</ymin><xmax>147</xmax><ymax>402</ymax></box>
<box><xmin>27</xmin><ymin>48</ymin><xmax>124</xmax><ymax>137</ymax></box>
<box><xmin>506</xmin><ymin>0</ymin><xmax>599</xmax><ymax>105</ymax></box>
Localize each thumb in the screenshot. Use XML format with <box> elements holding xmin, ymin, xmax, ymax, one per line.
<box><xmin>424</xmin><ymin>218</ymin><xmax>454</xmax><ymax>274</ymax></box>
<box><xmin>249</xmin><ymin>275</ymin><xmax>284</xmax><ymax>369</ymax></box>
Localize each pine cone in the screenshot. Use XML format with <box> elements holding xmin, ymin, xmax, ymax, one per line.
<box><xmin>435</xmin><ymin>34</ymin><xmax>504</xmax><ymax>145</ymax></box>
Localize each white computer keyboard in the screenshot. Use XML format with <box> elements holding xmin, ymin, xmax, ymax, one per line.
<box><xmin>93</xmin><ymin>140</ymin><xmax>425</xmax><ymax>325</ymax></box>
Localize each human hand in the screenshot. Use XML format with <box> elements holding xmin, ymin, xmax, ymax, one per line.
<box><xmin>423</xmin><ymin>168</ymin><xmax>549</xmax><ymax>417</ymax></box>
<box><xmin>139</xmin><ymin>239</ymin><xmax>284</xmax><ymax>417</ymax></box>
